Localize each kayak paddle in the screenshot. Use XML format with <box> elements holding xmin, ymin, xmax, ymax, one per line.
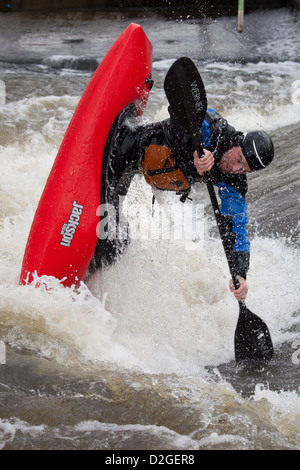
<box><xmin>164</xmin><ymin>57</ymin><xmax>274</xmax><ymax>362</ymax></box>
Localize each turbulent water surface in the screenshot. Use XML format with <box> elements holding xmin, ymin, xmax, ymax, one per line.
<box><xmin>0</xmin><ymin>7</ymin><xmax>299</xmax><ymax>450</ymax></box>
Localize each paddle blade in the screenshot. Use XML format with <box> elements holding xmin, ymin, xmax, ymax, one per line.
<box><xmin>235</xmin><ymin>303</ymin><xmax>274</xmax><ymax>362</ymax></box>
<box><xmin>164</xmin><ymin>57</ymin><xmax>207</xmax><ymax>139</ymax></box>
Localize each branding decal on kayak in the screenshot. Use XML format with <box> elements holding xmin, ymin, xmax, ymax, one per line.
<box><xmin>60</xmin><ymin>201</ymin><xmax>84</xmax><ymax>247</ymax></box>
<box><xmin>190</xmin><ymin>80</ymin><xmax>205</xmax><ymax>113</ymax></box>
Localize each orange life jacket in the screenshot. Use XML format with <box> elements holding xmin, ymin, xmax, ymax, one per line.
<box><xmin>142</xmin><ymin>144</ymin><xmax>191</xmax><ymax>192</ymax></box>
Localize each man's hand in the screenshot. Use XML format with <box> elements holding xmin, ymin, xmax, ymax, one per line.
<box><xmin>229</xmin><ymin>277</ymin><xmax>248</xmax><ymax>301</ymax></box>
<box><xmin>193</xmin><ymin>148</ymin><xmax>215</xmax><ymax>175</ymax></box>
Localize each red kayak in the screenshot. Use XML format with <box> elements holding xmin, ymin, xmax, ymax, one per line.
<box><xmin>20</xmin><ymin>23</ymin><xmax>153</xmax><ymax>287</ymax></box>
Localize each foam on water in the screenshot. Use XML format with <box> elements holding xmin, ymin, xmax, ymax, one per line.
<box><xmin>0</xmin><ymin>178</ymin><xmax>299</xmax><ymax>376</ymax></box>
<box><xmin>0</xmin><ymin>9</ymin><xmax>300</xmax><ymax>450</ymax></box>
<box><xmin>0</xmin><ymin>89</ymin><xmax>300</xmax><ymax>376</ymax></box>
<box><xmin>203</xmin><ymin>61</ymin><xmax>300</xmax><ymax>131</ymax></box>
<box><xmin>0</xmin><ymin>370</ymin><xmax>298</xmax><ymax>450</ymax></box>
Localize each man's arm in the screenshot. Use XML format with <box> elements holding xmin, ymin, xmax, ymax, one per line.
<box><xmin>216</xmin><ymin>181</ymin><xmax>250</xmax><ymax>279</ymax></box>
<box><xmin>216</xmin><ymin>181</ymin><xmax>250</xmax><ymax>301</ymax></box>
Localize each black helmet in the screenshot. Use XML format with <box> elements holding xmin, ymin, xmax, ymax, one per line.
<box><xmin>240</xmin><ymin>131</ymin><xmax>274</xmax><ymax>171</ymax></box>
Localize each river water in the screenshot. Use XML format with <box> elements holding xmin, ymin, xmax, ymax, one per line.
<box><xmin>0</xmin><ymin>7</ymin><xmax>299</xmax><ymax>451</ymax></box>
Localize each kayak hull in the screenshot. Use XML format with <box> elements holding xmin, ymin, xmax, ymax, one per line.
<box><xmin>20</xmin><ymin>23</ymin><xmax>152</xmax><ymax>287</ymax></box>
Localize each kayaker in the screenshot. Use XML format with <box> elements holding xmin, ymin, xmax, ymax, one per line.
<box><xmin>93</xmin><ymin>106</ymin><xmax>274</xmax><ymax>302</ymax></box>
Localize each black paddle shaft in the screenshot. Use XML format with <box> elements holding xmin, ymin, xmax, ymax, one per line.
<box><xmin>164</xmin><ymin>57</ymin><xmax>274</xmax><ymax>361</ymax></box>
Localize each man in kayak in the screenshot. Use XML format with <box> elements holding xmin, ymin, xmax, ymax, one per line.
<box><xmin>93</xmin><ymin>106</ymin><xmax>274</xmax><ymax>302</ymax></box>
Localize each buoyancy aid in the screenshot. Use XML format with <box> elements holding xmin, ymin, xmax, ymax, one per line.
<box><xmin>143</xmin><ymin>144</ymin><xmax>191</xmax><ymax>192</ymax></box>
<box><xmin>141</xmin><ymin>118</ymin><xmax>197</xmax><ymax>201</ymax></box>
<box><xmin>142</xmin><ymin>108</ymin><xmax>242</xmax><ymax>195</ymax></box>
<box><xmin>142</xmin><ymin>112</ymin><xmax>216</xmax><ymax>193</ymax></box>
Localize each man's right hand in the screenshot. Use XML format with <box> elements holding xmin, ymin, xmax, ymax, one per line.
<box><xmin>193</xmin><ymin>149</ymin><xmax>215</xmax><ymax>175</ymax></box>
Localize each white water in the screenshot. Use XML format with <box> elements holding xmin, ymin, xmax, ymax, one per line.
<box><xmin>0</xmin><ymin>92</ymin><xmax>299</xmax><ymax>374</ymax></box>
<box><xmin>0</xmin><ymin>8</ymin><xmax>299</xmax><ymax>450</ymax></box>
<box><xmin>1</xmin><ymin>63</ymin><xmax>299</xmax><ymax>373</ymax></box>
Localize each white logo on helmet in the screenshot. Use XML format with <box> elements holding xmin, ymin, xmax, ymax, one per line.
<box><xmin>252</xmin><ymin>139</ymin><xmax>266</xmax><ymax>168</ymax></box>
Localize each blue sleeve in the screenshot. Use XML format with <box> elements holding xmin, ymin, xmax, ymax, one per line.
<box><xmin>201</xmin><ymin>108</ymin><xmax>217</xmax><ymax>147</ymax></box>
<box><xmin>216</xmin><ymin>182</ymin><xmax>250</xmax><ymax>253</ymax></box>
